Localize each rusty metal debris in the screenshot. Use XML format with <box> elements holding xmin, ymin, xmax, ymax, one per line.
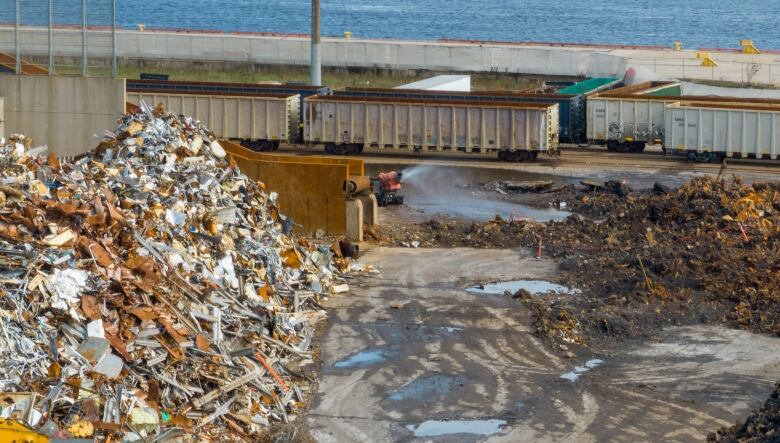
<box><xmin>0</xmin><ymin>105</ymin><xmax>348</xmax><ymax>440</ymax></box>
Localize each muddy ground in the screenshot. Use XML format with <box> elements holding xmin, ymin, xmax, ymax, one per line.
<box><xmin>360</xmin><ymin>166</ymin><xmax>780</xmax><ymax>441</ymax></box>
<box><xmin>307</xmin><ymin>247</ymin><xmax>780</xmax><ymax>442</ymax></box>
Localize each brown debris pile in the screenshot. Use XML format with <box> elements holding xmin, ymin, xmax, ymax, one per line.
<box><xmin>464</xmin><ymin>178</ymin><xmax>640</xmax><ymax>218</ymax></box>
<box><xmin>380</xmin><ymin>176</ymin><xmax>780</xmax><ymax>342</ymax></box>
<box><xmin>0</xmin><ymin>105</ymin><xmax>348</xmax><ymax>440</ymax></box>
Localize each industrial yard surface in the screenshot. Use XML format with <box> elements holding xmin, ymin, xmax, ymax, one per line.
<box><xmin>3</xmin><ymin>1</ymin><xmax>780</xmax><ymax>442</ymax></box>
<box><xmin>296</xmin><ymin>147</ymin><xmax>780</xmax><ymax>442</ymax></box>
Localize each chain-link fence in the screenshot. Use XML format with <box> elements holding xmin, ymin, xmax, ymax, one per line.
<box><xmin>0</xmin><ymin>0</ymin><xmax>116</xmax><ymax>77</ymax></box>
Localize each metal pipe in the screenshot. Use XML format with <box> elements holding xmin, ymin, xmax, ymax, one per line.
<box><xmin>82</xmin><ymin>0</ymin><xmax>87</xmax><ymax>77</ymax></box>
<box><xmin>15</xmin><ymin>0</ymin><xmax>20</xmax><ymax>75</ymax></box>
<box><xmin>48</xmin><ymin>0</ymin><xmax>53</xmax><ymax>75</ymax></box>
<box><xmin>111</xmin><ymin>0</ymin><xmax>117</xmax><ymax>78</ymax></box>
<box><xmin>310</xmin><ymin>0</ymin><xmax>321</xmax><ymax>86</ymax></box>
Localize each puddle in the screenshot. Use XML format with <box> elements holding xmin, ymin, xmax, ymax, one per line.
<box><xmin>560</xmin><ymin>359</ymin><xmax>603</xmax><ymax>382</ymax></box>
<box><xmin>467</xmin><ymin>280</ymin><xmax>579</xmax><ymax>296</ymax></box>
<box><xmin>333</xmin><ymin>349</ymin><xmax>391</xmax><ymax>369</ymax></box>
<box><xmin>388</xmin><ymin>374</ymin><xmax>469</xmax><ymax>401</ymax></box>
<box><xmin>405</xmin><ymin>419</ymin><xmax>507</xmax><ymax>437</ymax></box>
<box><xmin>407</xmin><ymin>199</ymin><xmax>571</xmax><ymax>222</ymax></box>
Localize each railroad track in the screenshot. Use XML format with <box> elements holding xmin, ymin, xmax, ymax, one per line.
<box><xmin>279</xmin><ymin>144</ymin><xmax>780</xmax><ymax>176</ymax></box>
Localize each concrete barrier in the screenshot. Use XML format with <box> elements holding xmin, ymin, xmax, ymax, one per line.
<box><xmin>0</xmin><ymin>27</ymin><xmax>590</xmax><ymax>76</ymax></box>
<box><xmin>346</xmin><ymin>199</ymin><xmax>364</xmax><ymax>242</ymax></box>
<box><xmin>0</xmin><ymin>97</ymin><xmax>4</xmax><ymax>139</ymax></box>
<box><xmin>5</xmin><ymin>26</ymin><xmax>778</xmax><ymax>84</ymax></box>
<box><xmin>0</xmin><ymin>75</ymin><xmax>125</xmax><ymax>156</ymax></box>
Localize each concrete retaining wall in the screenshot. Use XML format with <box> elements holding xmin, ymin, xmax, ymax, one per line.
<box><xmin>5</xmin><ymin>27</ymin><xmax>777</xmax><ymax>85</ymax></box>
<box><xmin>0</xmin><ymin>75</ymin><xmax>125</xmax><ymax>156</ymax></box>
<box><xmin>0</xmin><ymin>27</ymin><xmax>594</xmax><ymax>77</ymax></box>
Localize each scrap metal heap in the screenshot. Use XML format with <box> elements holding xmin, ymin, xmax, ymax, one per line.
<box><xmin>0</xmin><ymin>104</ymin><xmax>348</xmax><ymax>440</ymax></box>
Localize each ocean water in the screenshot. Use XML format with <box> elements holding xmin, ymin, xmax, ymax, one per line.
<box><xmin>3</xmin><ymin>0</ymin><xmax>779</xmax><ymax>50</ymax></box>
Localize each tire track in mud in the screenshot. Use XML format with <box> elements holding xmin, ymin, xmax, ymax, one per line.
<box><xmin>307</xmin><ymin>248</ymin><xmax>780</xmax><ymax>442</ymax></box>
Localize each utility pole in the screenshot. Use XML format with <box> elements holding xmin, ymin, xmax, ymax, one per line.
<box><xmin>310</xmin><ymin>0</ymin><xmax>321</xmax><ymax>86</ymax></box>
<box><xmin>48</xmin><ymin>0</ymin><xmax>53</xmax><ymax>75</ymax></box>
<box><xmin>111</xmin><ymin>0</ymin><xmax>117</xmax><ymax>78</ymax></box>
<box><xmin>82</xmin><ymin>0</ymin><xmax>87</xmax><ymax>77</ymax></box>
<box><xmin>15</xmin><ymin>0</ymin><xmax>21</xmax><ymax>74</ymax></box>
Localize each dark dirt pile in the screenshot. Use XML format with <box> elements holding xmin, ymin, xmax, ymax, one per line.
<box><xmin>375</xmin><ymin>174</ymin><xmax>780</xmax><ymax>440</ymax></box>
<box><xmin>710</xmin><ymin>381</ymin><xmax>780</xmax><ymax>442</ymax></box>
<box><xmin>377</xmin><ymin>176</ymin><xmax>780</xmax><ymax>342</ymax></box>
<box><xmin>375</xmin><ymin>174</ymin><xmax>780</xmax><ymax>439</ymax></box>
<box><xmin>462</xmin><ymin>179</ymin><xmax>644</xmax><ymax>219</ymax></box>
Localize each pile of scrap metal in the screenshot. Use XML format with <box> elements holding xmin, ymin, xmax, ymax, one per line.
<box><xmin>0</xmin><ymin>103</ymin><xmax>349</xmax><ymax>441</ymax></box>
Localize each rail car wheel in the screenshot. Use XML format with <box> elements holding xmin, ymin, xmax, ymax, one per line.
<box><xmin>243</xmin><ymin>140</ymin><xmax>273</xmax><ymax>152</ymax></box>
<box><xmin>504</xmin><ymin>150</ymin><xmax>534</xmax><ymax>162</ymax></box>
<box><xmin>345</xmin><ymin>144</ymin><xmax>362</xmax><ymax>155</ymax></box>
<box><xmin>259</xmin><ymin>141</ymin><xmax>274</xmax><ymax>152</ymax></box>
<box><xmin>271</xmin><ymin>141</ymin><xmax>280</xmax><ymax>151</ymax></box>
<box><xmin>630</xmin><ymin>142</ymin><xmax>646</xmax><ymax>153</ymax></box>
<box><xmin>498</xmin><ymin>151</ymin><xmax>507</xmax><ymax>161</ymax></box>
<box><xmin>606</xmin><ymin>140</ymin><xmax>618</xmax><ymax>151</ymax></box>
<box><xmin>330</xmin><ymin>144</ymin><xmax>350</xmax><ymax>155</ymax></box>
<box><xmin>324</xmin><ymin>142</ymin><xmax>337</xmax><ymax>154</ymax></box>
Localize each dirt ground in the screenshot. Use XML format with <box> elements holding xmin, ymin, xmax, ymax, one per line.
<box><xmin>306</xmin><ymin>247</ymin><xmax>780</xmax><ymax>442</ymax></box>
<box><xmin>358</xmin><ymin>168</ymin><xmax>780</xmax><ymax>440</ymax></box>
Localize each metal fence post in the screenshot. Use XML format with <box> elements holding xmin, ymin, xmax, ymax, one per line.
<box><xmin>48</xmin><ymin>0</ymin><xmax>53</xmax><ymax>75</ymax></box>
<box><xmin>112</xmin><ymin>0</ymin><xmax>117</xmax><ymax>78</ymax></box>
<box><xmin>311</xmin><ymin>0</ymin><xmax>322</xmax><ymax>86</ymax></box>
<box><xmin>82</xmin><ymin>0</ymin><xmax>88</xmax><ymax>77</ymax></box>
<box><xmin>15</xmin><ymin>0</ymin><xmax>21</xmax><ymax>74</ymax></box>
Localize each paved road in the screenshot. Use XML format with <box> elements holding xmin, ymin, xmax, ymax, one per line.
<box><xmin>307</xmin><ymin>247</ymin><xmax>780</xmax><ymax>442</ymax></box>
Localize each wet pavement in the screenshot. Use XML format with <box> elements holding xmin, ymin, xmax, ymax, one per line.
<box><xmin>467</xmin><ymin>279</ymin><xmax>579</xmax><ymax>296</ymax></box>
<box><xmin>560</xmin><ymin>359</ymin><xmax>603</xmax><ymax>382</ymax></box>
<box><xmin>406</xmin><ymin>419</ymin><xmax>508</xmax><ymax>438</ymax></box>
<box><xmin>307</xmin><ymin>247</ymin><xmax>780</xmax><ymax>442</ymax></box>
<box><xmin>366</xmin><ymin>163</ymin><xmax>573</xmax><ymax>222</ymax></box>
